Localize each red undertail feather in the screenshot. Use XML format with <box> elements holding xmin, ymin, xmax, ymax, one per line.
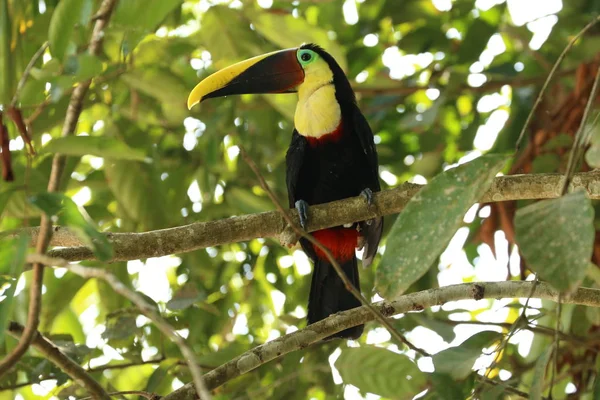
<box><xmin>305</xmin><ymin>121</ymin><xmax>343</xmax><ymax>147</ymax></box>
<box><xmin>312</xmin><ymin>227</ymin><xmax>358</xmax><ymax>261</ymax></box>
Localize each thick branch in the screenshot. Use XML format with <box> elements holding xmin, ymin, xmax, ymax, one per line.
<box><xmin>7</xmin><ymin>170</ymin><xmax>600</xmax><ymax>263</ymax></box>
<box><xmin>7</xmin><ymin>322</ymin><xmax>110</xmax><ymax>400</ymax></box>
<box><xmin>163</xmin><ymin>281</ymin><xmax>600</xmax><ymax>400</ymax></box>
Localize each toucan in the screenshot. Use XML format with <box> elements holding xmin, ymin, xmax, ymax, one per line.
<box><xmin>187</xmin><ymin>44</ymin><xmax>383</xmax><ymax>339</ymax></box>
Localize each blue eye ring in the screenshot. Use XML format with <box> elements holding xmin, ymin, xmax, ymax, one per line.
<box><xmin>297</xmin><ymin>49</ymin><xmax>318</xmax><ymax>65</ymax></box>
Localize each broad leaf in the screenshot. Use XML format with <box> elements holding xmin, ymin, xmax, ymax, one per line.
<box><xmin>0</xmin><ymin>235</ymin><xmax>28</xmax><ymax>348</ymax></box>
<box><xmin>29</xmin><ymin>192</ymin><xmax>112</xmax><ymax>261</ymax></box>
<box><xmin>48</xmin><ymin>0</ymin><xmax>87</xmax><ymax>61</ymax></box>
<box><xmin>104</xmin><ymin>160</ymin><xmax>168</xmax><ymax>229</ymax></box>
<box><xmin>530</xmin><ymin>344</ymin><xmax>554</xmax><ymax>400</ymax></box>
<box><xmin>376</xmin><ymin>154</ymin><xmax>508</xmax><ymax>298</ymax></box>
<box><xmin>433</xmin><ymin>330</ymin><xmax>501</xmax><ymax>380</ymax></box>
<box><xmin>41</xmin><ymin>136</ymin><xmax>147</xmax><ymax>161</ymax></box>
<box><xmin>335</xmin><ymin>346</ymin><xmax>428</xmax><ymax>398</ymax></box>
<box><xmin>515</xmin><ymin>190</ymin><xmax>594</xmax><ymax>293</ymax></box>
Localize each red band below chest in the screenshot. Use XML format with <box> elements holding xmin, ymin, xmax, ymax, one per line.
<box><xmin>312</xmin><ymin>227</ymin><xmax>358</xmax><ymax>262</ymax></box>
<box><xmin>305</xmin><ymin>122</ymin><xmax>344</xmax><ymax>147</ymax></box>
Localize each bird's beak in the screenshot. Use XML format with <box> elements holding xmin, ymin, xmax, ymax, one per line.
<box><xmin>187</xmin><ymin>48</ymin><xmax>304</xmax><ymax>110</ymax></box>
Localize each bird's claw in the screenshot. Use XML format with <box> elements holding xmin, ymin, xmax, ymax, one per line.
<box><xmin>360</xmin><ymin>188</ymin><xmax>374</xmax><ymax>206</ymax></box>
<box><xmin>295</xmin><ymin>200</ymin><xmax>309</xmax><ymax>229</ymax></box>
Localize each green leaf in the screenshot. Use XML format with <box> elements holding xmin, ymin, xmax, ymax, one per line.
<box><xmin>198</xmin><ymin>6</ymin><xmax>263</xmax><ymax>67</ymax></box>
<box><xmin>0</xmin><ymin>185</ymin><xmax>18</xmax><ymax>218</ymax></box>
<box><xmin>427</xmin><ymin>373</ymin><xmax>474</xmax><ymax>399</ymax></box>
<box><xmin>593</xmin><ymin>362</ymin><xmax>600</xmax><ymax>399</ymax></box>
<box><xmin>480</xmin><ymin>382</ymin><xmax>509</xmax><ymax>400</ymax></box>
<box><xmin>29</xmin><ymin>193</ymin><xmax>113</xmax><ymax>261</ymax></box>
<box><xmin>64</xmin><ymin>54</ymin><xmax>104</xmax><ymax>81</ymax></box>
<box><xmin>515</xmin><ymin>190</ymin><xmax>594</xmax><ymax>293</ymax></box>
<box><xmin>0</xmin><ymin>235</ymin><xmax>28</xmax><ymax>348</ymax></box>
<box><xmin>433</xmin><ymin>331</ymin><xmax>501</xmax><ymax>380</ymax></box>
<box><xmin>41</xmin><ymin>136</ymin><xmax>147</xmax><ymax>161</ymax></box>
<box><xmin>376</xmin><ymin>154</ymin><xmax>508</xmax><ymax>298</ymax></box>
<box><xmin>121</xmin><ymin>68</ymin><xmax>188</xmax><ymax>106</ymax></box>
<box><xmin>104</xmin><ymin>160</ymin><xmax>168</xmax><ymax>229</ymax></box>
<box><xmin>246</xmin><ymin>10</ymin><xmax>347</xmax><ymax>71</ymax></box>
<box><xmin>167</xmin><ymin>283</ymin><xmax>205</xmax><ymax>311</ymax></box>
<box><xmin>48</xmin><ymin>0</ymin><xmax>85</xmax><ymax>61</ymax></box>
<box><xmin>457</xmin><ymin>19</ymin><xmax>496</xmax><ymax>64</ymax></box>
<box><xmin>530</xmin><ymin>344</ymin><xmax>554</xmax><ymax>400</ymax></box>
<box><xmin>335</xmin><ymin>346</ymin><xmax>428</xmax><ymax>398</ymax></box>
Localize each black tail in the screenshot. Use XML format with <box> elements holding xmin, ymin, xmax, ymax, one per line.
<box><xmin>307</xmin><ymin>255</ymin><xmax>364</xmax><ymax>339</ymax></box>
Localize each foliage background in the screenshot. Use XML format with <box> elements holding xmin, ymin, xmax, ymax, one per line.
<box><xmin>1</xmin><ymin>0</ymin><xmax>600</xmax><ymax>398</ymax></box>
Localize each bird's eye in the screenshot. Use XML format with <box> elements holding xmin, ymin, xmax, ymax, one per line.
<box><xmin>301</xmin><ymin>52</ymin><xmax>311</xmax><ymax>62</ymax></box>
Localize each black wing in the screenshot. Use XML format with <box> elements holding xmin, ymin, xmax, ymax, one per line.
<box><xmin>351</xmin><ymin>104</ymin><xmax>383</xmax><ymax>267</ymax></box>
<box><xmin>285</xmin><ymin>130</ymin><xmax>307</xmax><ymax>208</ymax></box>
<box><xmin>352</xmin><ymin>103</ymin><xmax>380</xmax><ymax>192</ymax></box>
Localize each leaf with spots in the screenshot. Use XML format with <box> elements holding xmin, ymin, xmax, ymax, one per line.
<box><xmin>515</xmin><ymin>190</ymin><xmax>594</xmax><ymax>294</ymax></box>
<box><xmin>335</xmin><ymin>346</ymin><xmax>428</xmax><ymax>398</ymax></box>
<box><xmin>375</xmin><ymin>154</ymin><xmax>508</xmax><ymax>299</ymax></box>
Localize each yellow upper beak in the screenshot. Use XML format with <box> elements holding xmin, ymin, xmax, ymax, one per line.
<box><xmin>187</xmin><ymin>48</ymin><xmax>304</xmax><ymax>110</ymax></box>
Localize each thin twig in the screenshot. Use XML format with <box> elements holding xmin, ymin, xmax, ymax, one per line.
<box><xmin>477</xmin><ymin>376</ymin><xmax>542</xmax><ymax>400</ymax></box>
<box><xmin>10</xmin><ymin>42</ymin><xmax>48</xmax><ymax>107</ymax></box>
<box><xmin>60</xmin><ymin>264</ymin><xmax>212</xmax><ymax>400</ymax></box>
<box><xmin>238</xmin><ymin>146</ymin><xmax>429</xmax><ymax>356</ymax></box>
<box><xmin>163</xmin><ymin>281</ymin><xmax>600</xmax><ymax>400</ymax></box>
<box><xmin>0</xmin><ymin>0</ymin><xmax>120</xmax><ymax>380</ymax></box>
<box><xmin>5</xmin><ymin>170</ymin><xmax>600</xmax><ymax>263</ymax></box>
<box><xmin>561</xmin><ymin>65</ymin><xmax>600</xmax><ymax>195</ymax></box>
<box><xmin>7</xmin><ymin>322</ymin><xmax>110</xmax><ymax>400</ymax></box>
<box><xmin>515</xmin><ymin>15</ymin><xmax>600</xmax><ymax>150</ymax></box>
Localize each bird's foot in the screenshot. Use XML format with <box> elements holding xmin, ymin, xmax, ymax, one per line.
<box><xmin>360</xmin><ymin>188</ymin><xmax>374</xmax><ymax>206</ymax></box>
<box><xmin>360</xmin><ymin>188</ymin><xmax>374</xmax><ymax>226</ymax></box>
<box><xmin>295</xmin><ymin>199</ymin><xmax>309</xmax><ymax>229</ymax></box>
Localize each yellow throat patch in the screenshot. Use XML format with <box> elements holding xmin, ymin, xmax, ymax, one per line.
<box><xmin>294</xmin><ymin>58</ymin><xmax>341</xmax><ymax>138</ymax></box>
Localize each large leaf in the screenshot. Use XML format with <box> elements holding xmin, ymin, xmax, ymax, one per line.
<box><xmin>433</xmin><ymin>330</ymin><xmax>502</xmax><ymax>380</ymax></box>
<box><xmin>104</xmin><ymin>160</ymin><xmax>168</xmax><ymax>229</ymax></box>
<box><xmin>198</xmin><ymin>6</ymin><xmax>263</xmax><ymax>67</ymax></box>
<box><xmin>48</xmin><ymin>0</ymin><xmax>87</xmax><ymax>61</ymax></box>
<box><xmin>0</xmin><ymin>235</ymin><xmax>28</xmax><ymax>348</ymax></box>
<box><xmin>376</xmin><ymin>154</ymin><xmax>508</xmax><ymax>298</ymax></box>
<box><xmin>530</xmin><ymin>344</ymin><xmax>554</xmax><ymax>400</ymax></box>
<box><xmin>335</xmin><ymin>346</ymin><xmax>428</xmax><ymax>398</ymax></box>
<box><xmin>514</xmin><ymin>190</ymin><xmax>594</xmax><ymax>293</ymax></box>
<box><xmin>29</xmin><ymin>192</ymin><xmax>112</xmax><ymax>261</ymax></box>
<box><xmin>41</xmin><ymin>136</ymin><xmax>147</xmax><ymax>161</ymax></box>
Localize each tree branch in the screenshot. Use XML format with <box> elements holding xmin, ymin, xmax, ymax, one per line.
<box><xmin>7</xmin><ymin>322</ymin><xmax>110</xmax><ymax>400</ymax></box>
<box><xmin>0</xmin><ymin>0</ymin><xmax>119</xmax><ymax>378</ymax></box>
<box><xmin>5</xmin><ymin>170</ymin><xmax>600</xmax><ymax>263</ymax></box>
<box><xmin>163</xmin><ymin>281</ymin><xmax>600</xmax><ymax>400</ymax></box>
